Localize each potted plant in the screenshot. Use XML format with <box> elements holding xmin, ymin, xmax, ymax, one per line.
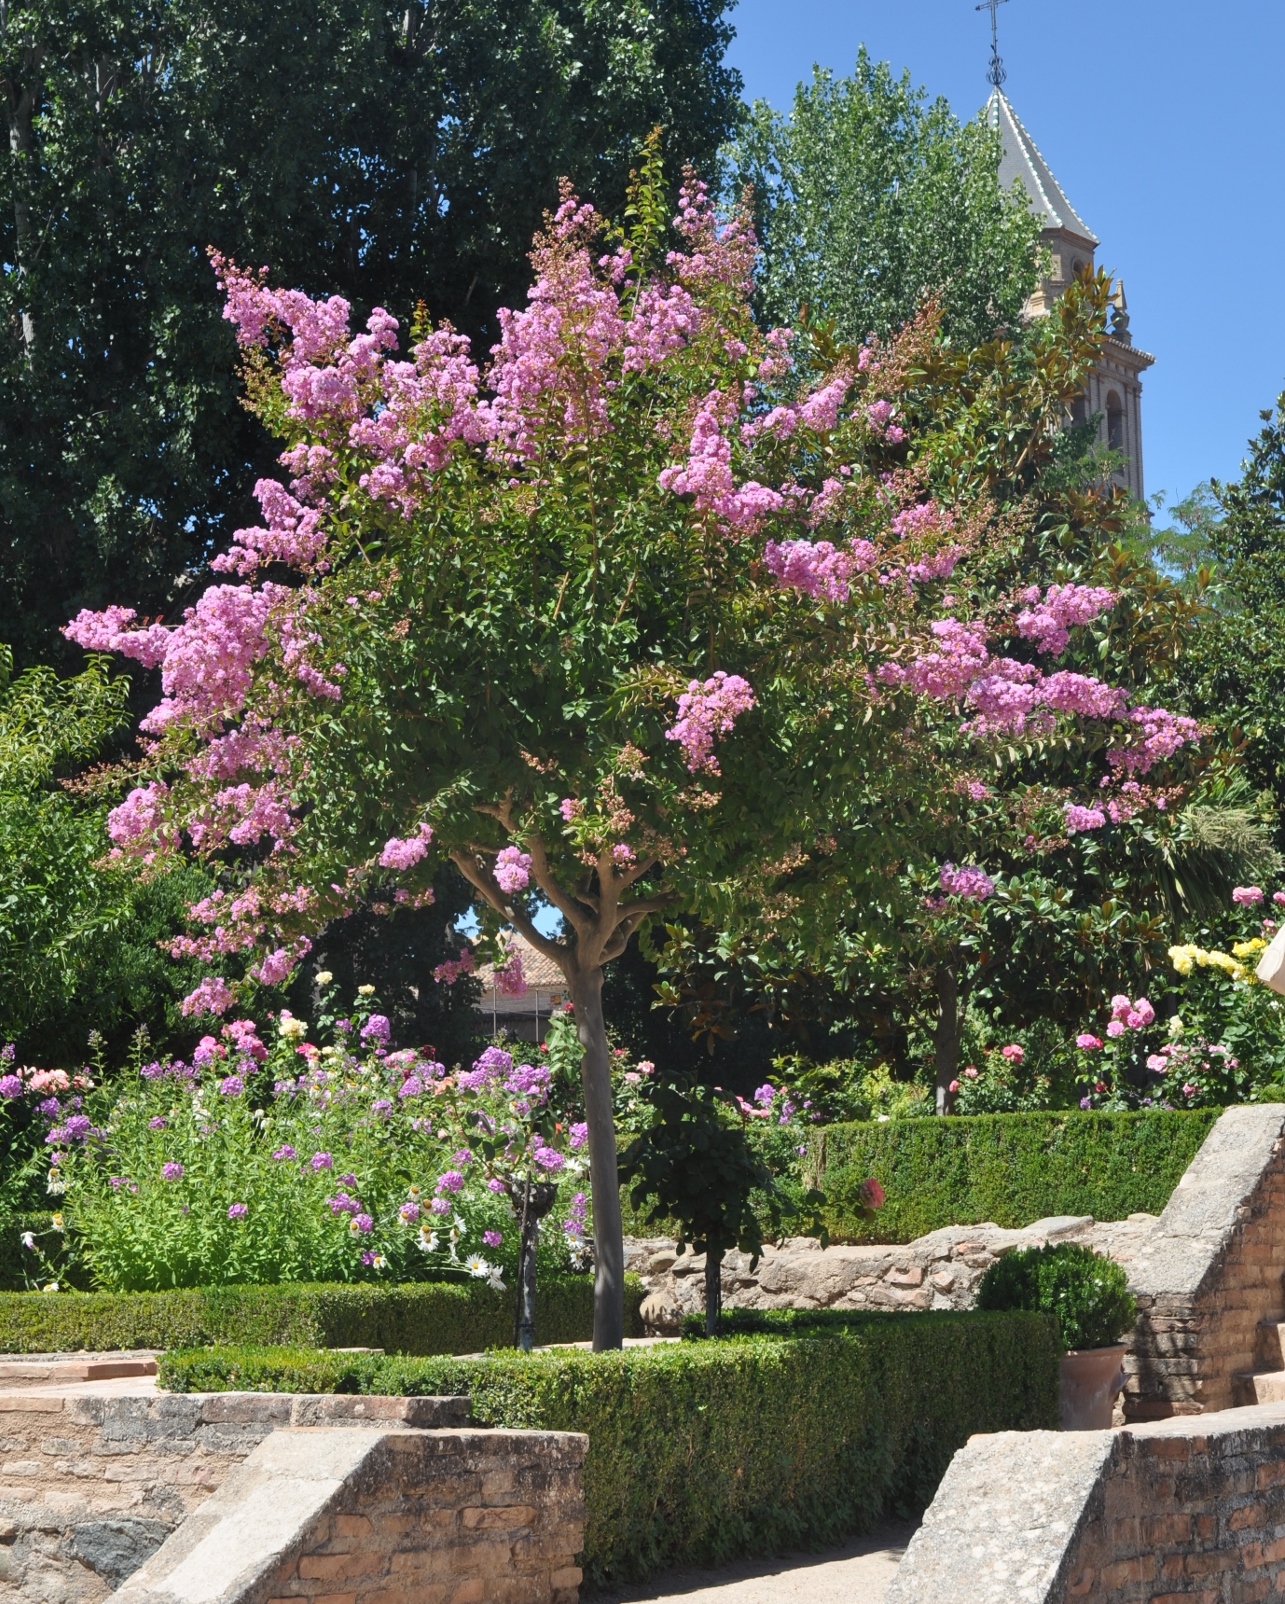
<box><xmin>977</xmin><ymin>1242</ymin><xmax>1137</xmax><ymax>1429</ymax></box>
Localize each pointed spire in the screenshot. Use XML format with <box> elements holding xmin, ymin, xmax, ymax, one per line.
<box><xmin>986</xmin><ymin>88</ymin><xmax>1098</xmax><ymax>247</ymax></box>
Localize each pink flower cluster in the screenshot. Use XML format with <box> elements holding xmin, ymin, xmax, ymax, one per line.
<box><xmin>433</xmin><ymin>948</ymin><xmax>476</xmax><ymax>986</ymax></box>
<box><xmin>1106</xmin><ymin>994</ymin><xmax>1155</xmax><ymax>1037</ymax></box>
<box><xmin>493</xmin><ymin>846</ymin><xmax>533</xmax><ymax>894</ymax></box>
<box><xmin>939</xmin><ymin>862</ymin><xmax>994</xmax><ymax>901</ymax></box>
<box><xmin>1064</xmin><ymin>803</ymin><xmax>1107</xmax><ymax>834</ymax></box>
<box><xmin>1016</xmin><ymin>584</ymin><xmax>1116</xmax><ymax>656</ymax></box>
<box><xmin>879</xmin><ymin>615</ymin><xmax>1200</xmax><ymax>773</ymax></box>
<box><xmin>1233</xmin><ymin>886</ymin><xmax>1264</xmax><ymax>906</ymax></box>
<box><xmin>665</xmin><ymin>671</ymin><xmax>756</xmax><ymax>775</ymax></box>
<box><xmin>659</xmin><ymin>390</ymin><xmax>784</xmax><ymax>533</ymax></box>
<box><xmin>493</xmin><ymin>947</ymin><xmax>526</xmax><ymax>998</ymax></box>
<box><xmin>379</xmin><ymin>823</ymin><xmax>433</xmax><ymax>871</ymax></box>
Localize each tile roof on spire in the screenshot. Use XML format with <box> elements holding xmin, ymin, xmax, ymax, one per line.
<box><xmin>986</xmin><ymin>88</ymin><xmax>1098</xmax><ymax>248</ymax></box>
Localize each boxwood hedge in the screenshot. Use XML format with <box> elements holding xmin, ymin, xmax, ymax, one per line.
<box><xmin>158</xmin><ymin>1308</ymin><xmax>1059</xmax><ymax>1586</ymax></box>
<box><xmin>812</xmin><ymin>1107</ymin><xmax>1219</xmax><ymax>1242</ymax></box>
<box><xmin>0</xmin><ymin>1275</ymin><xmax>643</xmax><ymax>1355</ymax></box>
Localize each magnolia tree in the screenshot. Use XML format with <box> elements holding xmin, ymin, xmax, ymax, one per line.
<box><xmin>65</xmin><ymin>157</ymin><xmax>1200</xmax><ymax>1346</ymax></box>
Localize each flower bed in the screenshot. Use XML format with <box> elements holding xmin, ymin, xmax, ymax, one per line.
<box><xmin>812</xmin><ymin>1107</ymin><xmax>1219</xmax><ymax>1242</ymax></box>
<box><xmin>158</xmin><ymin>1308</ymin><xmax>1058</xmax><ymax>1586</ymax></box>
<box><xmin>0</xmin><ymin>1275</ymin><xmax>642</xmax><ymax>1355</ymax></box>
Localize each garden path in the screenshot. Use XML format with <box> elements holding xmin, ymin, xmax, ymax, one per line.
<box><xmin>582</xmin><ymin>1523</ymin><xmax>914</xmax><ymax>1604</ymax></box>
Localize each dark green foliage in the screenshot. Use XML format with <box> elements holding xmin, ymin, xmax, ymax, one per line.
<box><xmin>814</xmin><ymin>1108</ymin><xmax>1218</xmax><ymax>1242</ymax></box>
<box><xmin>285</xmin><ymin>867</ymin><xmax>484</xmax><ymax>1069</ymax></box>
<box><xmin>0</xmin><ymin>1275</ymin><xmax>641</xmax><ymax>1355</ymax></box>
<box><xmin>157</xmin><ymin>1310</ymin><xmax>1059</xmax><ymax>1586</ymax></box>
<box><xmin>0</xmin><ymin>0</ymin><xmax>742</xmax><ymax>668</ymax></box>
<box><xmin>976</xmin><ymin>1242</ymin><xmax>1136</xmax><ymax>1351</ymax></box>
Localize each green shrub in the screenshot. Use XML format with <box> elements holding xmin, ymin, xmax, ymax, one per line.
<box><xmin>0</xmin><ymin>1275</ymin><xmax>643</xmax><ymax>1355</ymax></box>
<box><xmin>813</xmin><ymin>1107</ymin><xmax>1219</xmax><ymax>1242</ymax></box>
<box><xmin>976</xmin><ymin>1243</ymin><xmax>1136</xmax><ymax>1351</ymax></box>
<box><xmin>158</xmin><ymin>1309</ymin><xmax>1059</xmax><ymax>1586</ymax></box>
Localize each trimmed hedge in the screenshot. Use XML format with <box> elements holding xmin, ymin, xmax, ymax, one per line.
<box><xmin>158</xmin><ymin>1309</ymin><xmax>1059</xmax><ymax>1586</ymax></box>
<box><xmin>0</xmin><ymin>1275</ymin><xmax>643</xmax><ymax>1355</ymax></box>
<box><xmin>812</xmin><ymin>1107</ymin><xmax>1220</xmax><ymax>1242</ymax></box>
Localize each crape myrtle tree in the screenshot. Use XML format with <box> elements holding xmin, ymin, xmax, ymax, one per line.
<box><xmin>64</xmin><ymin>156</ymin><xmax>1201</xmax><ymax>1346</ymax></box>
<box><xmin>0</xmin><ymin>0</ymin><xmax>741</xmax><ymax>665</ymax></box>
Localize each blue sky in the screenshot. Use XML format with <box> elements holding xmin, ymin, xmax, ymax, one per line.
<box><xmin>725</xmin><ymin>0</ymin><xmax>1285</xmax><ymax>516</ymax></box>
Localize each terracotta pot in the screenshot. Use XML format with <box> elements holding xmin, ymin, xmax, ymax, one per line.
<box><xmin>1059</xmin><ymin>1343</ymin><xmax>1127</xmax><ymax>1430</ymax></box>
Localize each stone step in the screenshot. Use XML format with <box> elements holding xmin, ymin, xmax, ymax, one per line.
<box><xmin>1233</xmin><ymin>1369</ymin><xmax>1285</xmax><ymax>1406</ymax></box>
<box><xmin>0</xmin><ymin>1353</ymin><xmax>158</xmax><ymax>1387</ymax></box>
<box><xmin>1255</xmin><ymin>1319</ymin><xmax>1285</xmax><ymax>1370</ymax></box>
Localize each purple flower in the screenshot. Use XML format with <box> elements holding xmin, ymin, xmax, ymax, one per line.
<box><xmin>430</xmin><ymin>1197</ymin><xmax>450</xmax><ymax>1215</ymax></box>
<box><xmin>399</xmin><ymin>1201</ymin><xmax>421</xmax><ymax>1222</ymax></box>
<box><xmin>62</xmin><ymin>1115</ymin><xmax>92</xmax><ymax>1142</ymax></box>
<box><xmin>272</xmin><ymin>1144</ymin><xmax>296</xmax><ymax>1161</ymax></box>
<box><xmin>487</xmin><ymin>1177</ymin><xmax>506</xmax><ymax>1194</ymax></box>
<box><xmin>482</xmin><ymin>1229</ymin><xmax>502</xmax><ymax>1248</ymax></box>
<box><xmin>219</xmin><ymin>1074</ymin><xmax>244</xmax><ymax>1097</ymax></box>
<box><xmin>754</xmin><ymin>1084</ymin><xmax>775</xmax><ymax>1107</ymax></box>
<box><xmin>0</xmin><ymin>1075</ymin><xmax>22</xmax><ymax>1100</ymax></box>
<box><xmin>109</xmin><ymin>1176</ymin><xmax>129</xmax><ymax>1190</ymax></box>
<box><xmin>338</xmin><ymin>1172</ymin><xmax>358</xmax><ymax>1187</ymax></box>
<box><xmin>533</xmin><ymin>1146</ymin><xmax>565</xmax><ymax>1172</ymax></box>
<box><xmin>162</xmin><ymin>1162</ymin><xmax>184</xmax><ymax>1181</ymax></box>
<box><xmin>353</xmin><ymin>1213</ymin><xmax>373</xmax><ymax>1234</ymax></box>
<box><xmin>328</xmin><ymin>1192</ymin><xmax>361</xmax><ymax>1215</ymax></box>
<box><xmin>39</xmin><ymin>1097</ymin><xmax>61</xmax><ymax>1118</ymax></box>
<box><xmin>227</xmin><ymin>1202</ymin><xmax>248</xmax><ymax>1219</ymax></box>
<box><xmin>148</xmin><ymin>1115</ymin><xmax>168</xmax><ymax>1130</ymax></box>
<box><xmin>451</xmin><ymin>1148</ymin><xmax>473</xmax><ymax>1165</ymax></box>
<box><xmin>435</xmin><ymin>1169</ymin><xmax>465</xmax><ymax>1194</ymax></box>
<box><xmin>140</xmin><ymin>1060</ymin><xmax>168</xmax><ymax>1080</ymax></box>
<box><xmin>459</xmin><ymin>1047</ymin><xmax>511</xmax><ymax>1092</ymax></box>
<box><xmin>569</xmin><ymin>1122</ymin><xmax>588</xmax><ymax>1151</ymax></box>
<box><xmin>1079</xmin><ymin>1097</ymin><xmax>1092</xmax><ymax>1110</ymax></box>
<box><xmin>372</xmin><ymin>1098</ymin><xmax>392</xmax><ymax>1115</ymax></box>
<box><xmin>397</xmin><ymin>1076</ymin><xmax>423</xmax><ymax>1099</ymax></box>
<box><xmin>360</xmin><ymin>1014</ymin><xmax>391</xmax><ymax>1046</ymax></box>
<box><xmin>505</xmin><ymin>1062</ymin><xmax>551</xmax><ymax>1097</ymax></box>
<box><xmin>311</xmin><ymin>1151</ymin><xmax>333</xmax><ymax>1170</ymax></box>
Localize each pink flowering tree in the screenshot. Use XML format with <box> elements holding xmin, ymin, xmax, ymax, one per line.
<box><xmin>64</xmin><ymin>153</ymin><xmax>1201</xmax><ymax>1345</ymax></box>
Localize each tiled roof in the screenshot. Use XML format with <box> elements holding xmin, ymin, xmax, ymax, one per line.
<box><xmin>475</xmin><ymin>933</ymin><xmax>566</xmax><ymax>993</ymax></box>
<box><xmin>986</xmin><ymin>89</ymin><xmax>1098</xmax><ymax>248</ymax></box>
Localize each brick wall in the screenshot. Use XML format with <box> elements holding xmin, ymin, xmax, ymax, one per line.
<box><xmin>1123</xmin><ymin>1105</ymin><xmax>1285</xmax><ymax>1420</ymax></box>
<box><xmin>887</xmin><ymin>1400</ymin><xmax>1285</xmax><ymax>1603</ymax></box>
<box><xmin>262</xmin><ymin>1431</ymin><xmax>585</xmax><ymax>1604</ymax></box>
<box><xmin>113</xmin><ymin>1426</ymin><xmax>586</xmax><ymax>1604</ymax></box>
<box><xmin>0</xmin><ymin>1389</ymin><xmax>464</xmax><ymax>1602</ymax></box>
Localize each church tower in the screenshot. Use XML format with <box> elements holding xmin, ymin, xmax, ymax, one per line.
<box><xmin>986</xmin><ymin>89</ymin><xmax>1154</xmax><ymax>501</ymax></box>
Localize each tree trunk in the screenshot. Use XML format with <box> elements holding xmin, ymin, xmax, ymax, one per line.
<box><xmin>569</xmin><ymin>964</ymin><xmax>624</xmax><ymax>1350</ymax></box>
<box><xmin>704</xmin><ymin>1244</ymin><xmax>723</xmax><ymax>1337</ymax></box>
<box><xmin>4</xmin><ymin>51</ymin><xmax>41</xmax><ymax>354</ymax></box>
<box><xmin>934</xmin><ymin>964</ymin><xmax>959</xmax><ymax>1115</ymax></box>
<box><xmin>508</xmin><ymin>1179</ymin><xmax>558</xmax><ymax>1352</ymax></box>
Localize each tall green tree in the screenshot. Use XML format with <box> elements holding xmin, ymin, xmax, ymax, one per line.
<box><xmin>727</xmin><ymin>50</ymin><xmax>1041</xmax><ymax>349</ymax></box>
<box><xmin>0</xmin><ymin>0</ymin><xmax>741</xmax><ymax>665</ymax></box>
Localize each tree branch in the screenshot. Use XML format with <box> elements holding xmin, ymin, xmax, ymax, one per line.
<box><xmin>449</xmin><ymin>849</ymin><xmax>570</xmax><ymax>973</ymax></box>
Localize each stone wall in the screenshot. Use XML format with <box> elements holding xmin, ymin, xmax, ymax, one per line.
<box><xmin>886</xmin><ymin>1399</ymin><xmax>1285</xmax><ymax>1603</ymax></box>
<box><xmin>627</xmin><ymin>1214</ymin><xmax>1156</xmax><ymax>1327</ymax></box>
<box><xmin>0</xmin><ymin>1388</ymin><xmax>464</xmax><ymax>1602</ymax></box>
<box><xmin>114</xmin><ymin>1426</ymin><xmax>586</xmax><ymax>1604</ymax></box>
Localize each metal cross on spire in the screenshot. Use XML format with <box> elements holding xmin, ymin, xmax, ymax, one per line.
<box><xmin>975</xmin><ymin>0</ymin><xmax>1009</xmax><ymax>88</ymax></box>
